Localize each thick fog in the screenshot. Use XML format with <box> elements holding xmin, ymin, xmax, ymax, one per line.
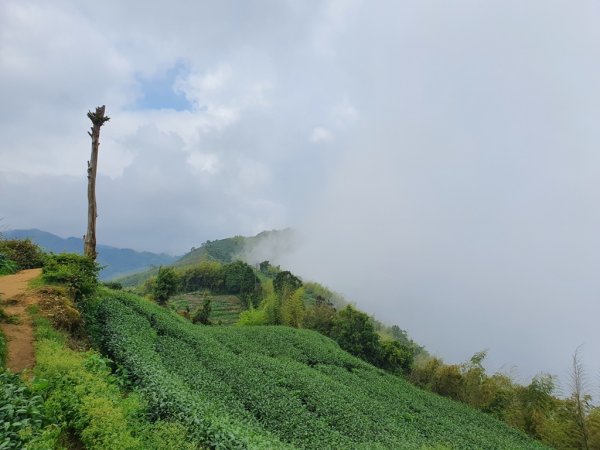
<box><xmin>1</xmin><ymin>0</ymin><xmax>599</xmax><ymax>385</ymax></box>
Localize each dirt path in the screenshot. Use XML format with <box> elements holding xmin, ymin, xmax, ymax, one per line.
<box><xmin>0</xmin><ymin>268</ymin><xmax>42</xmax><ymax>372</ymax></box>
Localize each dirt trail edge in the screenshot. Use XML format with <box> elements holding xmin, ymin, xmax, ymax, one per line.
<box><xmin>0</xmin><ymin>268</ymin><xmax>42</xmax><ymax>372</ymax></box>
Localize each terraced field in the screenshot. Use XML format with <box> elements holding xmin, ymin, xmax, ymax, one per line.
<box><xmin>86</xmin><ymin>290</ymin><xmax>548</xmax><ymax>450</ymax></box>
<box><xmin>169</xmin><ymin>293</ymin><xmax>244</xmax><ymax>325</ymax></box>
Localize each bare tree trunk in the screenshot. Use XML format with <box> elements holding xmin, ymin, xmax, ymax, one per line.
<box><xmin>83</xmin><ymin>105</ymin><xmax>110</xmax><ymax>260</ymax></box>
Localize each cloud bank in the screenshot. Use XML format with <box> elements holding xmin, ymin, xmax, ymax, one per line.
<box><xmin>1</xmin><ymin>0</ymin><xmax>599</xmax><ymax>384</ymax></box>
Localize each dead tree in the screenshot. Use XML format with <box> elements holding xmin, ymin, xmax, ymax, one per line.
<box><xmin>83</xmin><ymin>105</ymin><xmax>110</xmax><ymax>260</ymax></box>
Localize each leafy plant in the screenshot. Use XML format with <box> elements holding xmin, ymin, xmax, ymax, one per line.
<box><xmin>42</xmin><ymin>253</ymin><xmax>100</xmax><ymax>301</ymax></box>
<box><xmin>273</xmin><ymin>270</ymin><xmax>302</xmax><ymax>298</ymax></box>
<box><xmin>192</xmin><ymin>297</ymin><xmax>212</xmax><ymax>325</ymax></box>
<box><xmin>153</xmin><ymin>266</ymin><xmax>178</xmax><ymax>305</ymax></box>
<box><xmin>0</xmin><ymin>370</ymin><xmax>45</xmax><ymax>449</ymax></box>
<box><xmin>223</xmin><ymin>260</ymin><xmax>261</xmax><ymax>308</ymax></box>
<box><xmin>0</xmin><ymin>331</ymin><xmax>6</xmax><ymax>367</ymax></box>
<box><xmin>102</xmin><ymin>281</ymin><xmax>123</xmax><ymax>290</ymax></box>
<box><xmin>0</xmin><ymin>253</ymin><xmax>18</xmax><ymax>276</ymax></box>
<box><xmin>0</xmin><ymin>239</ymin><xmax>44</xmax><ymax>270</ymax></box>
<box><xmin>330</xmin><ymin>305</ymin><xmax>381</xmax><ymax>365</ymax></box>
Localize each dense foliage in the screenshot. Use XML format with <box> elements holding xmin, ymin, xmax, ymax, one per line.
<box><xmin>239</xmin><ymin>276</ymin><xmax>417</xmax><ymax>376</ymax></box>
<box><xmin>29</xmin><ymin>309</ymin><xmax>195</xmax><ymax>449</ymax></box>
<box><xmin>0</xmin><ymin>370</ymin><xmax>47</xmax><ymax>449</ymax></box>
<box><xmin>330</xmin><ymin>305</ymin><xmax>381</xmax><ymax>365</ymax></box>
<box><xmin>410</xmin><ymin>353</ymin><xmax>600</xmax><ymax>449</ymax></box>
<box><xmin>153</xmin><ymin>266</ymin><xmax>178</xmax><ymax>305</ymax></box>
<box><xmin>179</xmin><ymin>261</ymin><xmax>224</xmax><ymax>292</ymax></box>
<box><xmin>0</xmin><ymin>332</ymin><xmax>6</xmax><ymax>366</ymax></box>
<box><xmin>148</xmin><ymin>260</ymin><xmax>260</xmax><ymax>308</ymax></box>
<box><xmin>223</xmin><ymin>261</ymin><xmax>261</xmax><ymax>307</ymax></box>
<box><xmin>84</xmin><ymin>289</ymin><xmax>547</xmax><ymax>449</ymax></box>
<box><xmin>0</xmin><ymin>238</ymin><xmax>45</xmax><ymax>270</ymax></box>
<box><xmin>273</xmin><ymin>271</ymin><xmax>302</xmax><ymax>298</ymax></box>
<box><xmin>42</xmin><ymin>253</ymin><xmax>100</xmax><ymax>301</ymax></box>
<box><xmin>192</xmin><ymin>298</ymin><xmax>212</xmax><ymax>325</ymax></box>
<box><xmin>0</xmin><ymin>253</ymin><xmax>18</xmax><ymax>276</ymax></box>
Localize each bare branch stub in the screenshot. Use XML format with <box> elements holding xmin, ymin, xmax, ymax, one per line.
<box><xmin>87</xmin><ymin>105</ymin><xmax>111</xmax><ymax>129</ymax></box>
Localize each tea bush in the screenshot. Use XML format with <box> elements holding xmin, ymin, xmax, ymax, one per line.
<box><xmin>32</xmin><ymin>313</ymin><xmax>195</xmax><ymax>450</ymax></box>
<box><xmin>87</xmin><ymin>290</ymin><xmax>548</xmax><ymax>450</ymax></box>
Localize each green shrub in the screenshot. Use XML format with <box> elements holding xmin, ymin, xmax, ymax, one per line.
<box><xmin>0</xmin><ymin>330</ymin><xmax>6</xmax><ymax>367</ymax></box>
<box><xmin>0</xmin><ymin>370</ymin><xmax>46</xmax><ymax>449</ymax></box>
<box><xmin>0</xmin><ymin>252</ymin><xmax>18</xmax><ymax>275</ymax></box>
<box><xmin>180</xmin><ymin>261</ymin><xmax>225</xmax><ymax>293</ymax></box>
<box><xmin>153</xmin><ymin>266</ymin><xmax>178</xmax><ymax>305</ymax></box>
<box><xmin>42</xmin><ymin>253</ymin><xmax>99</xmax><ymax>301</ymax></box>
<box><xmin>223</xmin><ymin>260</ymin><xmax>261</xmax><ymax>307</ymax></box>
<box><xmin>0</xmin><ymin>239</ymin><xmax>44</xmax><ymax>270</ymax></box>
<box><xmin>330</xmin><ymin>305</ymin><xmax>381</xmax><ymax>365</ymax></box>
<box><xmin>36</xmin><ymin>339</ymin><xmax>142</xmax><ymax>449</ymax></box>
<box><xmin>191</xmin><ymin>298</ymin><xmax>212</xmax><ymax>325</ymax></box>
<box><xmin>273</xmin><ymin>270</ymin><xmax>302</xmax><ymax>298</ymax></box>
<box><xmin>237</xmin><ymin>307</ymin><xmax>267</xmax><ymax>326</ymax></box>
<box><xmin>102</xmin><ymin>281</ymin><xmax>123</xmax><ymax>290</ymax></box>
<box><xmin>379</xmin><ymin>339</ymin><xmax>415</xmax><ymax>375</ymax></box>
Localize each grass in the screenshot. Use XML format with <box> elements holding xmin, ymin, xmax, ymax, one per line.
<box><xmin>86</xmin><ymin>289</ymin><xmax>549</xmax><ymax>450</ymax></box>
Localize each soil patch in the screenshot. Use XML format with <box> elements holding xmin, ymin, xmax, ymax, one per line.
<box><xmin>0</xmin><ymin>268</ymin><xmax>42</xmax><ymax>372</ymax></box>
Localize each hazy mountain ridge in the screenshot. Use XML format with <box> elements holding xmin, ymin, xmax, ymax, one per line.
<box><xmin>5</xmin><ymin>229</ymin><xmax>178</xmax><ymax>280</ymax></box>
<box><xmin>116</xmin><ymin>229</ymin><xmax>294</xmax><ymax>287</ymax></box>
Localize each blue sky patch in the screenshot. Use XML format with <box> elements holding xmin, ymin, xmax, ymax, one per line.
<box><xmin>135</xmin><ymin>61</ymin><xmax>191</xmax><ymax>111</ymax></box>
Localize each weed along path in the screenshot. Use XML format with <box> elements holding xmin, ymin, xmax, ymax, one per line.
<box><xmin>0</xmin><ymin>268</ymin><xmax>42</xmax><ymax>372</ymax></box>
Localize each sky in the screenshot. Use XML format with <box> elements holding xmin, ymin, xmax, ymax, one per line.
<box><xmin>1</xmin><ymin>0</ymin><xmax>599</xmax><ymax>387</ymax></box>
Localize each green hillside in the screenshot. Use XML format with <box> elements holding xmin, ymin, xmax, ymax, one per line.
<box><xmin>116</xmin><ymin>229</ymin><xmax>292</xmax><ymax>287</ymax></box>
<box><xmin>85</xmin><ymin>289</ymin><xmax>547</xmax><ymax>450</ymax></box>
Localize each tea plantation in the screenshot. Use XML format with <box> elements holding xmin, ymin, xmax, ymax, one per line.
<box><xmin>170</xmin><ymin>293</ymin><xmax>244</xmax><ymax>325</ymax></box>
<box><xmin>87</xmin><ymin>290</ymin><xmax>547</xmax><ymax>450</ymax></box>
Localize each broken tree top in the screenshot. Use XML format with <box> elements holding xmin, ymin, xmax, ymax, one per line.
<box><xmin>87</xmin><ymin>105</ymin><xmax>110</xmax><ymax>128</ymax></box>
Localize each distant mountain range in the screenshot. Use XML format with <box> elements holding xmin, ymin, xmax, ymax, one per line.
<box><xmin>4</xmin><ymin>229</ymin><xmax>178</xmax><ymax>280</ymax></box>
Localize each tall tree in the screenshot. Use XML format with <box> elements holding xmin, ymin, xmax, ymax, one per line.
<box><xmin>83</xmin><ymin>105</ymin><xmax>110</xmax><ymax>259</ymax></box>
<box><xmin>331</xmin><ymin>305</ymin><xmax>381</xmax><ymax>365</ymax></box>
<box><xmin>569</xmin><ymin>346</ymin><xmax>590</xmax><ymax>450</ymax></box>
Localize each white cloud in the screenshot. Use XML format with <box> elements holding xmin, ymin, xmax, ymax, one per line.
<box><xmin>187</xmin><ymin>152</ymin><xmax>221</xmax><ymax>175</ymax></box>
<box><xmin>174</xmin><ymin>65</ymin><xmax>232</xmax><ymax>105</ymax></box>
<box><xmin>234</xmin><ymin>157</ymin><xmax>272</xmax><ymax>192</ymax></box>
<box><xmin>309</xmin><ymin>127</ymin><xmax>334</xmax><ymax>143</ymax></box>
<box><xmin>332</xmin><ymin>101</ymin><xmax>358</xmax><ymax>127</ymax></box>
